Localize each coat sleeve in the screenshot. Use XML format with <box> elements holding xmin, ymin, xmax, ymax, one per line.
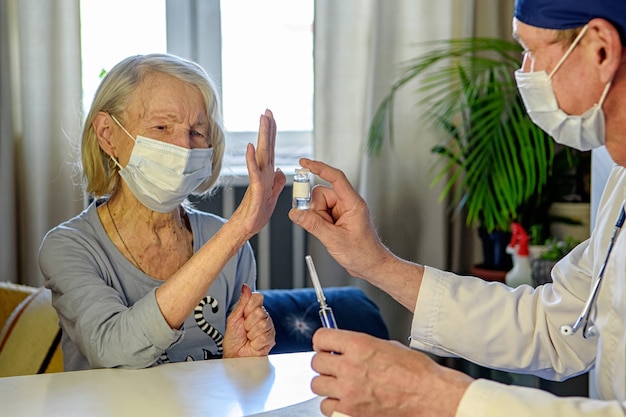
<box><xmin>457</xmin><ymin>379</ymin><xmax>626</xmax><ymax>417</ymax></box>
<box><xmin>410</xmin><ymin>239</ymin><xmax>598</xmax><ymax>381</ymax></box>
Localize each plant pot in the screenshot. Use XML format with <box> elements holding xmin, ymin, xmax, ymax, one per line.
<box><xmin>531</xmin><ymin>259</ymin><xmax>556</xmax><ymax>286</ymax></box>
<box><xmin>529</xmin><ymin>244</ymin><xmax>548</xmax><ymax>263</ymax></box>
<box><xmin>478</xmin><ymin>228</ymin><xmax>513</xmax><ymax>271</ymax></box>
<box><xmin>470</xmin><ymin>264</ymin><xmax>507</xmax><ymax>283</ymax></box>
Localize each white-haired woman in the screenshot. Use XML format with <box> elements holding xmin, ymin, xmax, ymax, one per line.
<box><xmin>40</xmin><ymin>53</ymin><xmax>285</xmax><ymax>371</ymax></box>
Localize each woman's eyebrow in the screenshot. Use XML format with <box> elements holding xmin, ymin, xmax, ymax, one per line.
<box><xmin>191</xmin><ymin>120</ymin><xmax>209</xmax><ymax>130</ymax></box>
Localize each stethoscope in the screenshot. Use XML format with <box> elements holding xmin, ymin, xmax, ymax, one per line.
<box><xmin>560</xmin><ymin>204</ymin><xmax>626</xmax><ymax>339</ymax></box>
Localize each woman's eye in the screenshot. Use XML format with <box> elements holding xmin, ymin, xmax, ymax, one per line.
<box><xmin>190</xmin><ymin>130</ymin><xmax>210</xmax><ymax>148</ymax></box>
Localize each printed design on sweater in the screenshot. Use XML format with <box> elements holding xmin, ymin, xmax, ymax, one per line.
<box><xmin>194</xmin><ymin>295</ymin><xmax>224</xmax><ymax>355</ymax></box>
<box><xmin>158</xmin><ymin>295</ymin><xmax>225</xmax><ymax>364</ymax></box>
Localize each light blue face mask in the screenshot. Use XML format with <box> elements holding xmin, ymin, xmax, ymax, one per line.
<box><xmin>514</xmin><ymin>25</ymin><xmax>612</xmax><ymax>151</ymax></box>
<box><xmin>110</xmin><ymin>115</ymin><xmax>213</xmax><ymax>213</ymax></box>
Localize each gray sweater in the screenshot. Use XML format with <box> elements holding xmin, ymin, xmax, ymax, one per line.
<box><xmin>39</xmin><ymin>199</ymin><xmax>255</xmax><ymax>371</ymax></box>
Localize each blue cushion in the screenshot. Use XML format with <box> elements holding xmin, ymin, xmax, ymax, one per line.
<box><xmin>261</xmin><ymin>287</ymin><xmax>389</xmax><ymax>354</ymax></box>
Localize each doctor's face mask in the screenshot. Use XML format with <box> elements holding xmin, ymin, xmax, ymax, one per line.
<box><xmin>514</xmin><ymin>25</ymin><xmax>612</xmax><ymax>151</ymax></box>
<box><xmin>109</xmin><ymin>114</ymin><xmax>213</xmax><ymax>213</ymax></box>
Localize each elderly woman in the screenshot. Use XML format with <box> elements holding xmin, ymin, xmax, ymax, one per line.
<box><xmin>39</xmin><ymin>54</ymin><xmax>286</xmax><ymax>371</ymax></box>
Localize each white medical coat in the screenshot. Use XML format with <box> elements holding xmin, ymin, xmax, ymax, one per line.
<box><xmin>410</xmin><ymin>164</ymin><xmax>626</xmax><ymax>416</ymax></box>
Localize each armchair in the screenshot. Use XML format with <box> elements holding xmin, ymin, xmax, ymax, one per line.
<box><xmin>261</xmin><ymin>286</ymin><xmax>389</xmax><ymax>354</ymax></box>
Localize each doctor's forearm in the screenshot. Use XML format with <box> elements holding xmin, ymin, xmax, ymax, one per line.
<box><xmin>361</xmin><ymin>254</ymin><xmax>424</xmax><ymax>313</ymax></box>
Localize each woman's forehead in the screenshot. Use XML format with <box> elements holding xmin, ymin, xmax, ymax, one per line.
<box><xmin>126</xmin><ymin>73</ymin><xmax>207</xmax><ymax>120</ymax></box>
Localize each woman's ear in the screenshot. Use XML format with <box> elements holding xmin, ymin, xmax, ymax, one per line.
<box><xmin>588</xmin><ymin>18</ymin><xmax>623</xmax><ymax>83</ymax></box>
<box><xmin>93</xmin><ymin>112</ymin><xmax>117</xmax><ymax>158</ymax></box>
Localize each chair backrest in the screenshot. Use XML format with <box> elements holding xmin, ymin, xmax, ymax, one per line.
<box><xmin>0</xmin><ymin>282</ymin><xmax>37</xmax><ymax>330</ymax></box>
<box><xmin>261</xmin><ymin>286</ymin><xmax>389</xmax><ymax>354</ymax></box>
<box><xmin>0</xmin><ymin>285</ymin><xmax>63</xmax><ymax>377</ymax></box>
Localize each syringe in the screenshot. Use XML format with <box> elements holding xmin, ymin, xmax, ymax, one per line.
<box><xmin>305</xmin><ymin>255</ymin><xmax>338</xmax><ymax>329</ymax></box>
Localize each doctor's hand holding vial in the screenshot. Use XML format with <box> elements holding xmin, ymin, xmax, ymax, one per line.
<box><xmin>289</xmin><ymin>0</ymin><xmax>626</xmax><ymax>415</ymax></box>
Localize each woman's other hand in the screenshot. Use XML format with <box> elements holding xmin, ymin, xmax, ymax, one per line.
<box><xmin>223</xmin><ymin>284</ymin><xmax>276</xmax><ymax>358</ymax></box>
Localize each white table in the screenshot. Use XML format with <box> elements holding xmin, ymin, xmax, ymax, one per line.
<box><xmin>0</xmin><ymin>351</ymin><xmax>323</xmax><ymax>417</ymax></box>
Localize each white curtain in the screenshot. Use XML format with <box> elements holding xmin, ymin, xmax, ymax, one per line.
<box><xmin>0</xmin><ymin>0</ymin><xmax>84</xmax><ymax>286</ymax></box>
<box><xmin>312</xmin><ymin>0</ymin><xmax>514</xmax><ymax>341</ymax></box>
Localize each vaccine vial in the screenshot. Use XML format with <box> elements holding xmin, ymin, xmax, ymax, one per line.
<box><xmin>292</xmin><ymin>167</ymin><xmax>311</xmax><ymax>209</ymax></box>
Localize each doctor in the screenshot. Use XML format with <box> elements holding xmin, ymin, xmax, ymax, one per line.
<box><xmin>289</xmin><ymin>0</ymin><xmax>626</xmax><ymax>416</ymax></box>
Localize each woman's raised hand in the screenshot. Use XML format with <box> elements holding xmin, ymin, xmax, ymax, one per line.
<box><xmin>230</xmin><ymin>109</ymin><xmax>286</xmax><ymax>239</ymax></box>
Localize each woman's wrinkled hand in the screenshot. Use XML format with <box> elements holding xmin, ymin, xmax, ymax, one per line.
<box><xmin>230</xmin><ymin>109</ymin><xmax>286</xmax><ymax>240</ymax></box>
<box><xmin>223</xmin><ymin>284</ymin><xmax>276</xmax><ymax>358</ymax></box>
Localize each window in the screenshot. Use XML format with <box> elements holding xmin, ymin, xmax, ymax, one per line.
<box><xmin>80</xmin><ymin>0</ymin><xmax>167</xmax><ymax>117</ymax></box>
<box><xmin>81</xmin><ymin>0</ymin><xmax>313</xmax><ymax>178</ymax></box>
<box><xmin>220</xmin><ymin>0</ymin><xmax>313</xmax><ymax>133</ymax></box>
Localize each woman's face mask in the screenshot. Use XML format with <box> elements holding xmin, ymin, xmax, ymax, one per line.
<box><xmin>514</xmin><ymin>25</ymin><xmax>612</xmax><ymax>151</ymax></box>
<box><xmin>109</xmin><ymin>115</ymin><xmax>213</xmax><ymax>213</ymax></box>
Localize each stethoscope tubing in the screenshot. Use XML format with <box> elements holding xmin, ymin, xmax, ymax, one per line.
<box><xmin>560</xmin><ymin>204</ymin><xmax>626</xmax><ymax>338</ymax></box>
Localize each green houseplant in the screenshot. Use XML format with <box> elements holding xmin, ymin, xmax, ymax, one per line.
<box><xmin>367</xmin><ymin>37</ymin><xmax>576</xmax><ymax>270</ymax></box>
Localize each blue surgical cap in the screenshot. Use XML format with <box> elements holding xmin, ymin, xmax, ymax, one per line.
<box><xmin>514</xmin><ymin>0</ymin><xmax>626</xmax><ymax>42</ymax></box>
